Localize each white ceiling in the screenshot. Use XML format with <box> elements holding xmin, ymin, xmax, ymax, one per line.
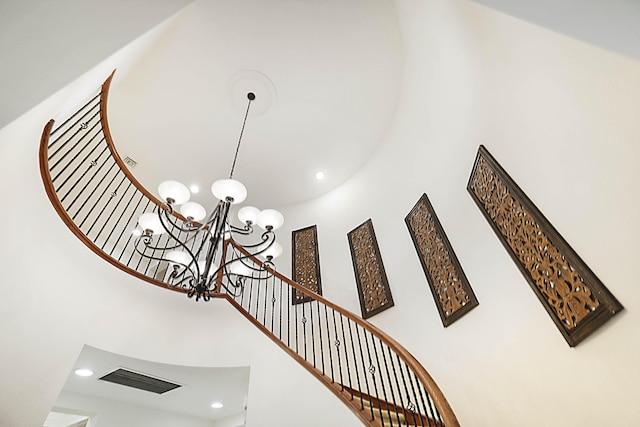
<box><xmin>58</xmin><ymin>345</ymin><xmax>249</xmax><ymax>422</ymax></box>
<box><xmin>107</xmin><ymin>0</ymin><xmax>403</xmax><ymax>211</ymax></box>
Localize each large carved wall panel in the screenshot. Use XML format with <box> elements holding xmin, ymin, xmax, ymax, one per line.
<box><xmin>405</xmin><ymin>194</ymin><xmax>479</xmax><ymax>327</ymax></box>
<box><xmin>291</xmin><ymin>225</ymin><xmax>322</xmax><ymax>304</ymax></box>
<box><xmin>347</xmin><ymin>219</ymin><xmax>394</xmax><ymax>319</ymax></box>
<box><xmin>467</xmin><ymin>145</ymin><xmax>623</xmax><ymax>346</ymax></box>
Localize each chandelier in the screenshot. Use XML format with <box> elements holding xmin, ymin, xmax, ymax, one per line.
<box><xmin>134</xmin><ymin>92</ymin><xmax>284</xmax><ymax>301</ymax></box>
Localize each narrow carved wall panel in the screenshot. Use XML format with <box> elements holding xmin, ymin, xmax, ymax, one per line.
<box><xmin>405</xmin><ymin>194</ymin><xmax>479</xmax><ymax>327</ymax></box>
<box><xmin>467</xmin><ymin>145</ymin><xmax>623</xmax><ymax>346</ymax></box>
<box><xmin>291</xmin><ymin>225</ymin><xmax>322</xmax><ymax>304</ymax></box>
<box><xmin>348</xmin><ymin>219</ymin><xmax>394</xmax><ymax>319</ymax></box>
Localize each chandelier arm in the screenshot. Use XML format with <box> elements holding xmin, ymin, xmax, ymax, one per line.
<box><xmin>134</xmin><ymin>236</ymin><xmax>198</xmax><ymax>252</ymax></box>
<box><xmin>228</xmin><ymin>246</ymin><xmax>276</xmax><ymax>276</ymax></box>
<box><xmin>227</xmin><ymin>223</ymin><xmax>253</xmax><ymax>236</ymax></box>
<box><xmin>131</xmin><ymin>238</ymin><xmax>201</xmax><ymax>284</ymax></box>
<box><xmin>160</xmin><ymin>205</ymin><xmax>221</xmax><ymax>234</ymax></box>
<box><xmin>234</xmin><ymin>230</ymin><xmax>276</xmax><ymax>252</ymax></box>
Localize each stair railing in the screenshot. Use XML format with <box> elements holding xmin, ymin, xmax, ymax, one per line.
<box><xmin>222</xmin><ymin>243</ymin><xmax>457</xmax><ymax>427</ymax></box>
<box><xmin>39</xmin><ymin>72</ymin><xmax>460</xmax><ymax>427</ymax></box>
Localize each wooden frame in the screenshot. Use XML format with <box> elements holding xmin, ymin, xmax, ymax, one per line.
<box><xmin>347</xmin><ymin>219</ymin><xmax>394</xmax><ymax>319</ymax></box>
<box><xmin>405</xmin><ymin>194</ymin><xmax>478</xmax><ymax>327</ymax></box>
<box><xmin>467</xmin><ymin>145</ymin><xmax>623</xmax><ymax>346</ymax></box>
<box><xmin>291</xmin><ymin>225</ymin><xmax>322</xmax><ymax>304</ymax></box>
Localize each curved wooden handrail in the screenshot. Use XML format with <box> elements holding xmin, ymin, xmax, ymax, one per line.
<box><xmin>231</xmin><ymin>242</ymin><xmax>459</xmax><ymax>427</ymax></box>
<box><xmin>40</xmin><ymin>71</ymin><xmax>460</xmax><ymax>427</ymax></box>
<box><xmin>39</xmin><ymin>74</ymin><xmax>189</xmax><ymax>296</ymax></box>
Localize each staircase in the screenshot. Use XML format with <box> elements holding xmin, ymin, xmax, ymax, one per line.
<box><xmin>39</xmin><ymin>71</ymin><xmax>460</xmax><ymax>427</ymax></box>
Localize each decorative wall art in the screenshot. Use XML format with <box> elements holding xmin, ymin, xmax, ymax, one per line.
<box><xmin>405</xmin><ymin>194</ymin><xmax>479</xmax><ymax>327</ymax></box>
<box><xmin>347</xmin><ymin>219</ymin><xmax>394</xmax><ymax>319</ymax></box>
<box><xmin>467</xmin><ymin>145</ymin><xmax>623</xmax><ymax>346</ymax></box>
<box><xmin>291</xmin><ymin>225</ymin><xmax>323</xmax><ymax>304</ymax></box>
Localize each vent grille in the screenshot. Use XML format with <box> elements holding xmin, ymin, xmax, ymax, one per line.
<box><xmin>99</xmin><ymin>368</ymin><xmax>182</xmax><ymax>394</ymax></box>
<box><xmin>123</xmin><ymin>156</ymin><xmax>137</xmax><ymax>168</ymax></box>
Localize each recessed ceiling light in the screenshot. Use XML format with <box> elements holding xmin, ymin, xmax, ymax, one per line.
<box><xmin>211</xmin><ymin>402</ymin><xmax>224</xmax><ymax>409</ymax></box>
<box><xmin>190</xmin><ymin>185</ymin><xmax>199</xmax><ymax>193</ymax></box>
<box><xmin>74</xmin><ymin>369</ymin><xmax>94</xmax><ymax>377</ymax></box>
<box><xmin>315</xmin><ymin>171</ymin><xmax>325</xmax><ymax>180</ymax></box>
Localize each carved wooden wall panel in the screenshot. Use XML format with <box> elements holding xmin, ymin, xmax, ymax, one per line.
<box><xmin>291</xmin><ymin>225</ymin><xmax>322</xmax><ymax>304</ymax></box>
<box><xmin>467</xmin><ymin>145</ymin><xmax>623</xmax><ymax>346</ymax></box>
<box><xmin>347</xmin><ymin>219</ymin><xmax>394</xmax><ymax>319</ymax></box>
<box><xmin>405</xmin><ymin>194</ymin><xmax>479</xmax><ymax>327</ymax></box>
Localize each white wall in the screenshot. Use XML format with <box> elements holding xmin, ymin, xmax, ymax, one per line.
<box><xmin>277</xmin><ymin>0</ymin><xmax>640</xmax><ymax>425</ymax></box>
<box><xmin>55</xmin><ymin>391</ymin><xmax>216</xmax><ymax>427</ymax></box>
<box><xmin>0</xmin><ymin>36</ymin><xmax>361</xmax><ymax>427</ymax></box>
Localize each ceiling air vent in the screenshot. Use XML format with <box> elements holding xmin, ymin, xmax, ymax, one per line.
<box><xmin>99</xmin><ymin>368</ymin><xmax>182</xmax><ymax>394</ymax></box>
<box><xmin>123</xmin><ymin>156</ymin><xmax>137</xmax><ymax>168</ymax></box>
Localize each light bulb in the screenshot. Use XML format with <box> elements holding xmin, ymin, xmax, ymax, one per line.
<box><xmin>211</xmin><ymin>179</ymin><xmax>247</xmax><ymax>204</ymax></box>
<box><xmin>158</xmin><ymin>180</ymin><xmax>190</xmax><ymax>205</ymax></box>
<box><xmin>229</xmin><ymin>262</ymin><xmax>252</xmax><ymax>276</ymax></box>
<box><xmin>180</xmin><ymin>202</ymin><xmax>207</xmax><ymax>221</ymax></box>
<box><xmin>261</xmin><ymin>242</ymin><xmax>283</xmax><ymax>260</ymax></box>
<box><xmin>238</xmin><ymin>206</ymin><xmax>260</xmax><ymax>224</ymax></box>
<box><xmin>257</xmin><ymin>209</ymin><xmax>284</xmax><ymax>230</ymax></box>
<box><xmin>166</xmin><ymin>250</ymin><xmax>191</xmax><ymax>266</ymax></box>
<box><xmin>138</xmin><ymin>212</ymin><xmax>165</xmax><ymax>235</ymax></box>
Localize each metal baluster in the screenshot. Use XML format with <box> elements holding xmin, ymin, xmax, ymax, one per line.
<box><xmin>60</xmin><ymin>145</ymin><xmax>108</xmax><ymax>205</ymax></box>
<box><xmin>351</xmin><ymin>321</ymin><xmax>372</xmax><ymax>417</ymax></box>
<box><xmin>376</xmin><ymin>338</ymin><xmax>398</xmax><ymax>426</ymax></box>
<box><xmin>270</xmin><ymin>275</ymin><xmax>276</xmax><ymax>332</ymax></box>
<box><xmin>101</xmin><ymin>182</ymin><xmax>134</xmax><ymax>250</ymax></box>
<box><xmin>362</xmin><ymin>329</ymin><xmax>386</xmax><ymax>424</ymax></box>
<box><xmin>70</xmin><ymin>154</ymin><xmax>116</xmax><ymax>219</ymax></box>
<box><xmin>294</xmin><ymin>288</ymin><xmax>299</xmax><ymax>354</ymax></box>
<box><xmin>56</xmin><ymin>137</ymin><xmax>105</xmax><ymax>197</ymax></box>
<box><xmin>309</xmin><ymin>299</ymin><xmax>316</xmax><ymax>368</ymax></box>
<box><xmin>49</xmin><ymin>93</ymin><xmax>101</xmax><ymax>139</ymax></box>
<box><xmin>77</xmin><ymin>160</ymin><xmax>121</xmax><ymax>228</ymax></box>
<box><xmin>302</xmin><ymin>302</ymin><xmax>308</xmax><ymax>361</ymax></box>
<box><xmin>126</xmin><ymin>199</ymin><xmax>152</xmax><ymax>266</ymax></box>
<box><xmin>262</xmin><ymin>273</ymin><xmax>268</xmax><ymax>326</ymax></box>
<box><xmin>278</xmin><ymin>278</ymin><xmax>283</xmax><ymax>340</ymax></box>
<box><xmin>286</xmin><ymin>282</ymin><xmax>291</xmax><ymax>348</ymax></box>
<box><xmin>51</xmin><ymin>128</ymin><xmax>102</xmax><ymax>183</ymax></box>
<box><xmin>386</xmin><ymin>346</ymin><xmax>409</xmax><ymax>426</ymax></box>
<box><xmin>87</xmin><ymin>173</ymin><xmax>128</xmax><ymax>238</ymax></box>
<box><xmin>339</xmin><ymin>314</ymin><xmax>353</xmax><ymax>398</ymax></box>
<box><xmin>48</xmin><ymin>108</ymin><xmax>100</xmax><ymax>160</ymax></box>
<box><xmin>324</xmin><ymin>304</ymin><xmax>333</xmax><ymax>381</ymax></box>
<box><xmin>115</xmin><ymin>192</ymin><xmax>147</xmax><ymax>260</ymax></box>
<box><xmin>415</xmin><ymin>374</ymin><xmax>441</xmax><ymax>427</ymax></box>
<box><xmin>404</xmin><ymin>362</ymin><xmax>431</xmax><ymax>427</ymax></box>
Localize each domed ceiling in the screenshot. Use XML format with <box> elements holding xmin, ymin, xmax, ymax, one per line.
<box><xmin>108</xmin><ymin>0</ymin><xmax>403</xmax><ymax>211</ymax></box>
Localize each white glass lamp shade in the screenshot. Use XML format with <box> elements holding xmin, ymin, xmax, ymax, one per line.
<box><xmin>180</xmin><ymin>202</ymin><xmax>207</xmax><ymax>221</ymax></box>
<box><xmin>158</xmin><ymin>180</ymin><xmax>191</xmax><ymax>205</ymax></box>
<box><xmin>138</xmin><ymin>213</ymin><xmax>165</xmax><ymax>235</ymax></box>
<box><xmin>211</xmin><ymin>179</ymin><xmax>247</xmax><ymax>204</ymax></box>
<box><xmin>197</xmin><ymin>261</ymin><xmax>218</xmax><ymax>277</ymax></box>
<box><xmin>257</xmin><ymin>209</ymin><xmax>284</xmax><ymax>230</ymax></box>
<box><xmin>229</xmin><ymin>262</ymin><xmax>252</xmax><ymax>277</ymax></box>
<box><xmin>261</xmin><ymin>242</ymin><xmax>283</xmax><ymax>260</ymax></box>
<box><xmin>166</xmin><ymin>250</ymin><xmax>191</xmax><ymax>266</ymax></box>
<box><xmin>238</xmin><ymin>206</ymin><xmax>260</xmax><ymax>224</ymax></box>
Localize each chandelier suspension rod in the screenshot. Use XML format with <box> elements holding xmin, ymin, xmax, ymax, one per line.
<box><xmin>229</xmin><ymin>92</ymin><xmax>255</xmax><ymax>179</ymax></box>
